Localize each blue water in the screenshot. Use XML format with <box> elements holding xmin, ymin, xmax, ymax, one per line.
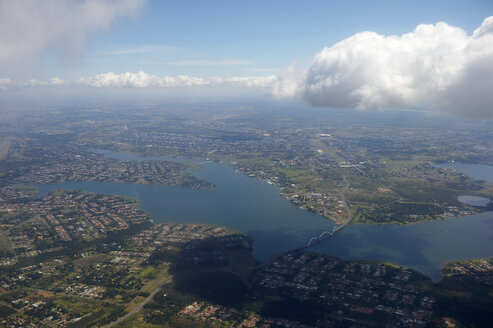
<box><xmin>37</xmin><ymin>151</ymin><xmax>335</xmax><ymax>262</ymax></box>
<box><xmin>435</xmin><ymin>162</ymin><xmax>493</xmax><ymax>182</ymax></box>
<box><xmin>36</xmin><ymin>152</ymin><xmax>493</xmax><ymax>281</ymax></box>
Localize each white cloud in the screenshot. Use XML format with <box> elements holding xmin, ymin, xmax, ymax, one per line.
<box><xmin>25</xmin><ymin>77</ymin><xmax>67</xmax><ymax>87</ymax></box>
<box><xmin>77</xmin><ymin>71</ymin><xmax>276</xmax><ymax>89</ymax></box>
<box><xmin>0</xmin><ymin>0</ymin><xmax>146</xmax><ymax>72</ymax></box>
<box><xmin>224</xmin><ymin>76</ymin><xmax>277</xmax><ymax>88</ymax></box>
<box><xmin>276</xmin><ymin>16</ymin><xmax>493</xmax><ymax>118</ymax></box>
<box><xmin>0</xmin><ymin>78</ymin><xmax>10</xmax><ymax>90</ymax></box>
<box><xmin>78</xmin><ymin>71</ymin><xmax>209</xmax><ymax>88</ymax></box>
<box><xmin>163</xmin><ymin>75</ymin><xmax>210</xmax><ymax>87</ymax></box>
<box><xmin>271</xmin><ymin>63</ymin><xmax>302</xmax><ymax>99</ymax></box>
<box><xmin>79</xmin><ymin>71</ymin><xmax>161</xmax><ymax>88</ymax></box>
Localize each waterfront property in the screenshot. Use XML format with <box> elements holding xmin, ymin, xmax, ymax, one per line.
<box><xmin>37</xmin><ymin>152</ymin><xmax>493</xmax><ymax>281</ymax></box>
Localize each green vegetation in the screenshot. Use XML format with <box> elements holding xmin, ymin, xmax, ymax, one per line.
<box><xmin>1</xmin><ymin>105</ymin><xmax>493</xmax><ymax>326</ymax></box>
<box><xmin>353</xmin><ymin>202</ymin><xmax>444</xmax><ymax>224</ymax></box>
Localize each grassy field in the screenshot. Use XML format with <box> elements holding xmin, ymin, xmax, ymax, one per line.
<box><xmin>114</xmin><ymin>312</ymin><xmax>215</xmax><ymax>328</ymax></box>
<box><xmin>73</xmin><ymin>254</ymin><xmax>109</xmax><ymax>268</ymax></box>
<box><xmin>124</xmin><ymin>264</ymin><xmax>171</xmax><ymax>313</ymax></box>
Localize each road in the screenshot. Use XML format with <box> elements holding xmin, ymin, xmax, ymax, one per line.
<box><xmin>8</xmin><ymin>235</ymin><xmax>18</xmax><ymax>262</ymax></box>
<box><xmin>304</xmin><ymin>175</ymin><xmax>353</xmax><ymax>248</ymax></box>
<box><xmin>338</xmin><ymin>175</ymin><xmax>353</xmax><ymax>227</ymax></box>
<box><xmin>102</xmin><ymin>279</ymin><xmax>171</xmax><ymax>328</ymax></box>
<box><xmin>0</xmin><ymin>140</ymin><xmax>10</xmax><ymax>160</ymax></box>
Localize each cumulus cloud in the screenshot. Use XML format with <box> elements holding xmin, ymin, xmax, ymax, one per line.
<box><xmin>271</xmin><ymin>63</ymin><xmax>302</xmax><ymax>98</ymax></box>
<box><xmin>275</xmin><ymin>16</ymin><xmax>493</xmax><ymax>118</ymax></box>
<box><xmin>223</xmin><ymin>76</ymin><xmax>277</xmax><ymax>88</ymax></box>
<box><xmin>25</xmin><ymin>77</ymin><xmax>67</xmax><ymax>87</ymax></box>
<box><xmin>0</xmin><ymin>0</ymin><xmax>146</xmax><ymax>71</ymax></box>
<box><xmin>77</xmin><ymin>71</ymin><xmax>277</xmax><ymax>89</ymax></box>
<box><xmin>78</xmin><ymin>72</ymin><xmax>209</xmax><ymax>88</ymax></box>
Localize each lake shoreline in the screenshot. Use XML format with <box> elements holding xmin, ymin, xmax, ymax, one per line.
<box><xmin>32</xmin><ymin>150</ymin><xmax>493</xmax><ymax>281</ymax></box>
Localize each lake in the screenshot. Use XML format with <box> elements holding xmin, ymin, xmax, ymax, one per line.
<box><xmin>457</xmin><ymin>195</ymin><xmax>491</xmax><ymax>207</ymax></box>
<box><xmin>38</xmin><ymin>150</ymin><xmax>336</xmax><ymax>263</ymax></box>
<box><xmin>434</xmin><ymin>162</ymin><xmax>493</xmax><ymax>182</ymax></box>
<box><xmin>37</xmin><ymin>153</ymin><xmax>493</xmax><ymax>281</ymax></box>
<box><xmin>435</xmin><ymin>162</ymin><xmax>492</xmax><ymax>205</ymax></box>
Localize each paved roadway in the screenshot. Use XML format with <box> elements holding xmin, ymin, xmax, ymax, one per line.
<box><xmin>0</xmin><ymin>141</ymin><xmax>10</xmax><ymax>160</ymax></box>
<box><xmin>103</xmin><ymin>279</ymin><xmax>172</xmax><ymax>328</ymax></box>
<box><xmin>338</xmin><ymin>175</ymin><xmax>353</xmax><ymax>227</ymax></box>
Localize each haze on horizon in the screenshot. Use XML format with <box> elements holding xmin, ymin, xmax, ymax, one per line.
<box><xmin>1</xmin><ymin>0</ymin><xmax>493</xmax><ymax>118</ymax></box>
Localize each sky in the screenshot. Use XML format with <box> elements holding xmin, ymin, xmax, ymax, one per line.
<box><xmin>1</xmin><ymin>0</ymin><xmax>493</xmax><ymax>117</ymax></box>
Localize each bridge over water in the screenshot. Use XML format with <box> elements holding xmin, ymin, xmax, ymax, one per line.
<box><xmin>303</xmin><ymin>174</ymin><xmax>354</xmax><ymax>249</ymax></box>
<box><xmin>304</xmin><ymin>223</ymin><xmax>346</xmax><ymax>248</ymax></box>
